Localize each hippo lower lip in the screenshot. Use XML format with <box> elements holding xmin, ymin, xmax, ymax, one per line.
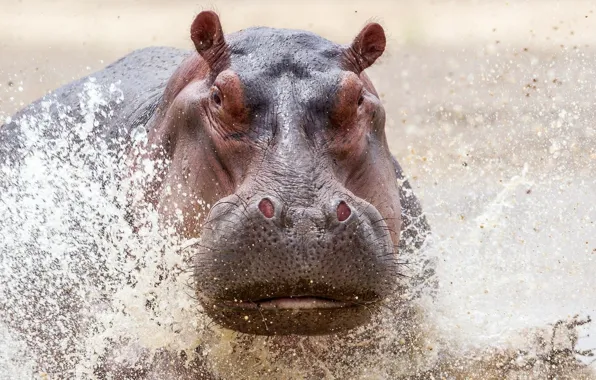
<box><xmin>222</xmin><ymin>297</ymin><xmax>353</xmax><ymax>310</ymax></box>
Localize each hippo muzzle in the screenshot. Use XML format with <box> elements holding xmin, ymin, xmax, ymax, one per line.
<box><xmin>195</xmin><ymin>183</ymin><xmax>397</xmax><ymax>335</ymax></box>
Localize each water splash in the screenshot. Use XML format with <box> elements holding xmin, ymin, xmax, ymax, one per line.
<box><xmin>383</xmin><ymin>44</ymin><xmax>596</xmax><ymax>376</ymax></box>
<box><xmin>1</xmin><ymin>55</ymin><xmax>595</xmax><ymax>378</ymax></box>
<box><xmin>0</xmin><ymin>79</ymin><xmax>203</xmax><ymax>377</ymax></box>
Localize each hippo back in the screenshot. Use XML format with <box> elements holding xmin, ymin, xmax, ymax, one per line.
<box><xmin>0</xmin><ymin>47</ymin><xmax>191</xmax><ymax>167</ymax></box>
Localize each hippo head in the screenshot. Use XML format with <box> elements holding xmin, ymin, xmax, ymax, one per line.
<box><xmin>136</xmin><ymin>11</ymin><xmax>403</xmax><ymax>336</ymax></box>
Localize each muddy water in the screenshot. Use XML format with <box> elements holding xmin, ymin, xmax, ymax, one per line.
<box><xmin>378</xmin><ymin>45</ymin><xmax>596</xmax><ymax>363</ymax></box>
<box><xmin>1</xmin><ymin>1</ymin><xmax>596</xmax><ymax>379</ymax></box>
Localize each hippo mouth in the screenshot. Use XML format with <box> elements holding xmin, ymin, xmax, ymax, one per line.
<box><xmin>202</xmin><ymin>295</ymin><xmax>374</xmax><ymax>336</ymax></box>
<box><xmin>221</xmin><ymin>296</ymin><xmax>355</xmax><ymax>310</ymax></box>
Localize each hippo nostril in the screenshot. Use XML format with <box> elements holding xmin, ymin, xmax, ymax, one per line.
<box><xmin>336</xmin><ymin>201</ymin><xmax>351</xmax><ymax>222</ymax></box>
<box><xmin>258</xmin><ymin>198</ymin><xmax>275</xmax><ymax>218</ymax></box>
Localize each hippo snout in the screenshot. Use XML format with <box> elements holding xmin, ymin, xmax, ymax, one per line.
<box><xmin>194</xmin><ymin>191</ymin><xmax>399</xmax><ymax>335</ymax></box>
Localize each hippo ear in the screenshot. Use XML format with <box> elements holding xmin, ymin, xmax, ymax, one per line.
<box><xmin>190</xmin><ymin>11</ymin><xmax>228</xmax><ymax>68</ymax></box>
<box><xmin>344</xmin><ymin>23</ymin><xmax>386</xmax><ymax>73</ymax></box>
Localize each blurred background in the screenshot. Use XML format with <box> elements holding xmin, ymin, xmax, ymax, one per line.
<box><xmin>1</xmin><ymin>0</ymin><xmax>594</xmax><ymax>116</ymax></box>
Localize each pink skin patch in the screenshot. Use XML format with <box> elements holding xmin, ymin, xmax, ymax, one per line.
<box><xmin>223</xmin><ymin>297</ymin><xmax>350</xmax><ymax>310</ymax></box>
<box><xmin>258</xmin><ymin>198</ymin><xmax>275</xmax><ymax>218</ymax></box>
<box><xmin>336</xmin><ymin>201</ymin><xmax>351</xmax><ymax>222</ymax></box>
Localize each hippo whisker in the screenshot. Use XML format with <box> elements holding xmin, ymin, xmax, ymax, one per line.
<box><xmin>249</xmin><ymin>300</ymin><xmax>270</xmax><ymax>333</ymax></box>
<box><xmin>370</xmin><ymin>226</ymin><xmax>396</xmax><ymax>238</ymax></box>
<box><xmin>199</xmin><ymin>209</ymin><xmax>249</xmax><ymax>231</ymax></box>
<box><xmin>395</xmin><ymin>273</ymin><xmax>409</xmax><ymax>280</ymax></box>
<box><xmin>376</xmin><ymin>257</ymin><xmax>406</xmax><ymax>269</ymax></box>
<box><xmin>349</xmin><ymin>301</ymin><xmax>378</xmax><ymax>320</ymax></box>
<box><xmin>371</xmin><ymin>301</ymin><xmax>399</xmax><ymax>315</ymax></box>
<box><xmin>233</xmin><ymin>194</ymin><xmax>251</xmax><ymax>215</ymax></box>
<box><xmin>182</xmin><ymin>278</ymin><xmax>200</xmax><ymax>298</ymax></box>
<box><xmin>203</xmin><ymin>200</ymin><xmax>245</xmax><ymax>219</ymax></box>
<box><xmin>374</xmin><ymin>258</ymin><xmax>409</xmax><ymax>277</ymax></box>
<box><xmin>268</xmin><ymin>187</ymin><xmax>290</xmax><ymax>206</ymax></box>
<box><xmin>377</xmin><ymin>226</ymin><xmax>398</xmax><ymax>235</ymax></box>
<box><xmin>178</xmin><ymin>240</ymin><xmax>219</xmax><ymax>254</ymax></box>
<box><xmin>370</xmin><ymin>216</ymin><xmax>400</xmax><ymax>225</ymax></box>
<box><xmin>202</xmin><ymin>212</ymin><xmax>246</xmax><ymax>228</ymax></box>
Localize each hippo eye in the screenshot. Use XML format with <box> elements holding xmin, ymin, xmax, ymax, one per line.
<box><xmin>211</xmin><ymin>87</ymin><xmax>222</xmax><ymax>106</ymax></box>
<box><xmin>357</xmin><ymin>93</ymin><xmax>364</xmax><ymax>106</ymax></box>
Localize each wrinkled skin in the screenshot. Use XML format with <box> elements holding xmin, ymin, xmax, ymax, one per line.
<box><xmin>131</xmin><ymin>11</ymin><xmax>429</xmax><ymax>336</ymax></box>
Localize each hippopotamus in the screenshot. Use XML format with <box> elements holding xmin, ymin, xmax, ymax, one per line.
<box><xmin>138</xmin><ymin>11</ymin><xmax>431</xmax><ymax>337</ymax></box>
<box><xmin>0</xmin><ymin>11</ymin><xmax>432</xmax><ymax>378</ymax></box>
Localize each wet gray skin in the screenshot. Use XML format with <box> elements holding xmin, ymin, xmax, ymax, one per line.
<box><xmin>0</xmin><ymin>11</ymin><xmax>431</xmax><ymax>338</ymax></box>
